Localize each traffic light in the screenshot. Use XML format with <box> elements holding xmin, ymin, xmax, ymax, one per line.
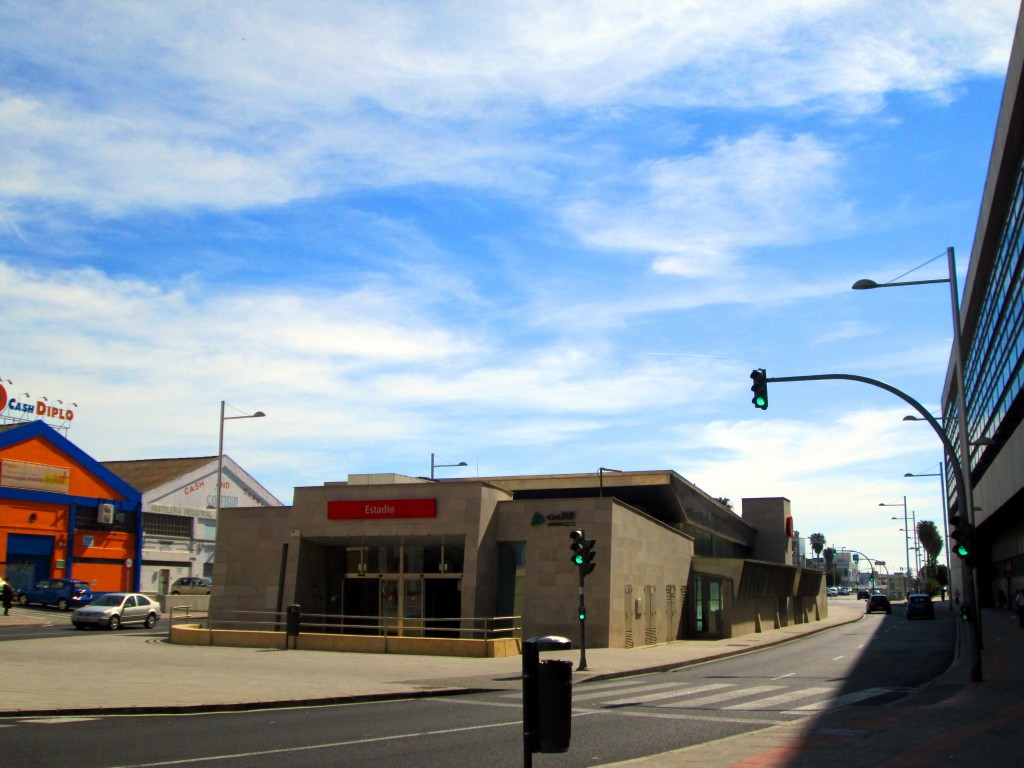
<box><xmin>578</xmin><ymin>605</ymin><xmax>586</xmax><ymax>621</ymax></box>
<box><xmin>869</xmin><ymin>572</ymin><xmax>875</xmax><ymax>585</ymax></box>
<box><xmin>750</xmin><ymin>368</ymin><xmax>768</xmax><ymax>410</ymax></box>
<box><xmin>950</xmin><ymin>513</ymin><xmax>974</xmax><ymax>562</ymax></box>
<box><xmin>569</xmin><ymin>529</ymin><xmax>596</xmax><ymax>576</ymax></box>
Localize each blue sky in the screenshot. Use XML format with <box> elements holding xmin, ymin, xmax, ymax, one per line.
<box><xmin>2</xmin><ymin>1</ymin><xmax>1020</xmax><ymax>574</ymax></box>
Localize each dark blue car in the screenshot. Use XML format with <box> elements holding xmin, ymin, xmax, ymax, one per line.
<box><xmin>906</xmin><ymin>593</ymin><xmax>936</xmax><ymax>620</ymax></box>
<box><xmin>17</xmin><ymin>578</ymin><xmax>94</xmax><ymax>611</ymax></box>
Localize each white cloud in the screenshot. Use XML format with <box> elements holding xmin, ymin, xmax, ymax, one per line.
<box><xmin>0</xmin><ymin>1</ymin><xmax>1015</xmax><ymax>221</ymax></box>
<box><xmin>562</xmin><ymin>131</ymin><xmax>853</xmax><ymax>275</ymax></box>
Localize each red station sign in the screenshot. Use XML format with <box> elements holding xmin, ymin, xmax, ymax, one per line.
<box><xmin>327</xmin><ymin>498</ymin><xmax>437</xmax><ymax>520</ymax></box>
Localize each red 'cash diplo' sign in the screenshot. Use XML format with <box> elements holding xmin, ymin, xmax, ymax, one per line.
<box><xmin>327</xmin><ymin>498</ymin><xmax>437</xmax><ymax>520</ymax></box>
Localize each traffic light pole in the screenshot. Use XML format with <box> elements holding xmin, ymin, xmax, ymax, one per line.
<box><xmin>764</xmin><ymin>371</ymin><xmax>983</xmax><ymax>682</ymax></box>
<box><xmin>577</xmin><ymin>568</ymin><xmax>588</xmax><ymax>672</ymax></box>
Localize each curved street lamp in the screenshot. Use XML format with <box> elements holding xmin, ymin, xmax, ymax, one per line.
<box><xmin>855</xmin><ymin>247</ymin><xmax>983</xmax><ymax>681</ymax></box>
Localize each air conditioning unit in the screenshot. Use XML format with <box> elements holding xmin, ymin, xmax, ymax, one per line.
<box><xmin>98</xmin><ymin>503</ymin><xmax>115</xmax><ymax>525</ymax></box>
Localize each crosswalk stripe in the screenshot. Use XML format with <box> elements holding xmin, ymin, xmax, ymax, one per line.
<box><xmin>573</xmin><ymin>681</ymin><xmax>689</xmax><ymax>702</ymax></box>
<box><xmin>724</xmin><ymin>686</ymin><xmax>834</xmax><ymax>710</ymax></box>
<box><xmin>600</xmin><ymin>683</ymin><xmax>733</xmax><ymax>706</ymax></box>
<box><xmin>667</xmin><ymin>684</ymin><xmax>785</xmax><ymax>708</ymax></box>
<box><xmin>787</xmin><ymin>686</ymin><xmax>893</xmax><ymax>711</ymax></box>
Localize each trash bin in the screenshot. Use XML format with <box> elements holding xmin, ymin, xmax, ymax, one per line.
<box><xmin>523</xmin><ymin>635</ymin><xmax>573</xmax><ymax>757</ymax></box>
<box><xmin>286</xmin><ymin>604</ymin><xmax>301</xmax><ymax>637</ymax></box>
<box><xmin>534</xmin><ymin>659</ymin><xmax>573</xmax><ymax>753</ymax></box>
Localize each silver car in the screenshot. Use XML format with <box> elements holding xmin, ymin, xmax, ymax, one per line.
<box><xmin>72</xmin><ymin>592</ymin><xmax>161</xmax><ymax>630</ymax></box>
<box><xmin>170</xmin><ymin>576</ymin><xmax>212</xmax><ymax>595</ymax></box>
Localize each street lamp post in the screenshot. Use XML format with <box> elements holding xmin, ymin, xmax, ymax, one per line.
<box><xmin>216</xmin><ymin>401</ymin><xmax>266</xmax><ymax>521</ymax></box>
<box><xmin>598</xmin><ymin>467</ymin><xmax>621</xmax><ymax>497</ymax></box>
<box><xmin>430</xmin><ymin>453</ymin><xmax>467</xmax><ymax>480</ymax></box>
<box><xmin>880</xmin><ymin>498</ymin><xmax>910</xmax><ymax>599</ymax></box>
<box><xmin>854</xmin><ymin>246</ymin><xmax>983</xmax><ymax>681</ymax></box>
<box><xmin>906</xmin><ymin>467</ymin><xmax>955</xmax><ymax>609</ymax></box>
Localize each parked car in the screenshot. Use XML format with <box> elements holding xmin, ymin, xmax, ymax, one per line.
<box><xmin>857</xmin><ymin>589</ymin><xmax>871</xmax><ymax>600</ymax></box>
<box><xmin>838</xmin><ymin>587</ymin><xmax>851</xmax><ymax>595</ymax></box>
<box><xmin>865</xmin><ymin>594</ymin><xmax>892</xmax><ymax>614</ymax></box>
<box><xmin>17</xmin><ymin>579</ymin><xmax>93</xmax><ymax>611</ymax></box>
<box><xmin>170</xmin><ymin>576</ymin><xmax>212</xmax><ymax>595</ymax></box>
<box><xmin>71</xmin><ymin>592</ymin><xmax>161</xmax><ymax>630</ymax></box>
<box><xmin>906</xmin><ymin>593</ymin><xmax>936</xmax><ymax>620</ymax></box>
<box><xmin>827</xmin><ymin>587</ymin><xmax>839</xmax><ymax>597</ymax></box>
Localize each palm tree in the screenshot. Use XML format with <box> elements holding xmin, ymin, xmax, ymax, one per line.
<box><xmin>917</xmin><ymin>520</ymin><xmax>943</xmax><ymax>591</ymax></box>
<box><xmin>809</xmin><ymin>533</ymin><xmax>826</xmax><ymax>568</ymax></box>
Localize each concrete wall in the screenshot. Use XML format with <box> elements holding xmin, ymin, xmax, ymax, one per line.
<box><xmin>742</xmin><ymin>497</ymin><xmax>793</xmax><ymax>565</ymax></box>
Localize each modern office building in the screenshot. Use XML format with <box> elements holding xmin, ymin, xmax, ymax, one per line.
<box><xmin>943</xmin><ymin>4</ymin><xmax>1024</xmax><ymax>607</ymax></box>
<box><xmin>213</xmin><ymin>470</ymin><xmax>827</xmax><ymax>648</ymax></box>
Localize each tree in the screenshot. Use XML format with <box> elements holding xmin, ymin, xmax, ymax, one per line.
<box><xmin>917</xmin><ymin>520</ymin><xmax>943</xmax><ymax>569</ymax></box>
<box><xmin>715</xmin><ymin>497</ymin><xmax>733</xmax><ymax>510</ymax></box>
<box><xmin>823</xmin><ymin>547</ymin><xmax>837</xmax><ymax>585</ymax></box>
<box><xmin>809</xmin><ymin>533</ymin><xmax>826</xmax><ymax>568</ymax></box>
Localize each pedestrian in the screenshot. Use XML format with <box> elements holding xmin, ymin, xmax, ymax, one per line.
<box><xmin>1</xmin><ymin>579</ymin><xmax>13</xmax><ymax>616</ymax></box>
<box><xmin>954</xmin><ymin>588</ymin><xmax>961</xmax><ymax>606</ymax></box>
<box><xmin>1016</xmin><ymin>589</ymin><xmax>1024</xmax><ymax>628</ymax></box>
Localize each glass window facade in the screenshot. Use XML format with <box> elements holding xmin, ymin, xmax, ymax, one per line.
<box><xmin>945</xmin><ymin>152</ymin><xmax>1024</xmax><ymax>504</ymax></box>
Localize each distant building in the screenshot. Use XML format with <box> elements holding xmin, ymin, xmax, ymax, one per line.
<box><xmin>102</xmin><ymin>456</ymin><xmax>282</xmax><ymax>595</ymax></box>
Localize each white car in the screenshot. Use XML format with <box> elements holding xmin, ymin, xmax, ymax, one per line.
<box><xmin>72</xmin><ymin>592</ymin><xmax>161</xmax><ymax>630</ymax></box>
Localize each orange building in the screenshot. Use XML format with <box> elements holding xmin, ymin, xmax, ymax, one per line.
<box><xmin>0</xmin><ymin>421</ymin><xmax>142</xmax><ymax>593</ymax></box>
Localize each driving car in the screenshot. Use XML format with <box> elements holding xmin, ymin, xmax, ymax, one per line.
<box><xmin>170</xmin><ymin>576</ymin><xmax>212</xmax><ymax>595</ymax></box>
<box><xmin>17</xmin><ymin>579</ymin><xmax>93</xmax><ymax>611</ymax></box>
<box><xmin>865</xmin><ymin>594</ymin><xmax>892</xmax><ymax>614</ymax></box>
<box><xmin>71</xmin><ymin>592</ymin><xmax>161</xmax><ymax>630</ymax></box>
<box><xmin>906</xmin><ymin>593</ymin><xmax>936</xmax><ymax>620</ymax></box>
<box><xmin>857</xmin><ymin>589</ymin><xmax>871</xmax><ymax>600</ymax></box>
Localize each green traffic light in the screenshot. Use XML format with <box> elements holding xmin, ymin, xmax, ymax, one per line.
<box><xmin>955</xmin><ymin>543</ymin><xmax>970</xmax><ymax>558</ymax></box>
<box><xmin>574</xmin><ymin>554</ymin><xmax>584</xmax><ymax>565</ymax></box>
<box><xmin>578</xmin><ymin>610</ymin><xmax>586</xmax><ymax>621</ymax></box>
<box><xmin>754</xmin><ymin>395</ymin><xmax>767</xmax><ymax>408</ymax></box>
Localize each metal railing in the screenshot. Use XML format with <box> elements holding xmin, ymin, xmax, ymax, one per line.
<box><xmin>200</xmin><ymin>609</ymin><xmax>522</xmax><ymax>641</ymax></box>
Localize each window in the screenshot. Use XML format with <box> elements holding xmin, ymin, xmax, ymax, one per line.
<box><xmin>143</xmin><ymin>513</ymin><xmax>191</xmax><ymax>538</ymax></box>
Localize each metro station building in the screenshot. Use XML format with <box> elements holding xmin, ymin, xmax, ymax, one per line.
<box><xmin>214</xmin><ymin>470</ymin><xmax>827</xmax><ymax>647</ymax></box>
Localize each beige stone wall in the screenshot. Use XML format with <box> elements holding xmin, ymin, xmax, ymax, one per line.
<box><xmin>211</xmin><ymin>505</ymin><xmax>294</xmax><ymax>615</ymax></box>
<box><xmin>495</xmin><ymin>497</ymin><xmax>693</xmax><ymax>648</ymax></box>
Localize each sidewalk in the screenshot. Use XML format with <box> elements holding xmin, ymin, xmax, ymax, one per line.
<box><xmin>0</xmin><ymin>601</ymin><xmax>865</xmax><ymax>715</ymax></box>
<box><xmin>4</xmin><ymin>600</ymin><xmax>1019</xmax><ymax>767</ymax></box>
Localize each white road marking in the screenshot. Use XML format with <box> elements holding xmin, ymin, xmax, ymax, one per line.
<box><xmin>724</xmin><ymin>686</ymin><xmax>833</xmax><ymax>710</ymax></box>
